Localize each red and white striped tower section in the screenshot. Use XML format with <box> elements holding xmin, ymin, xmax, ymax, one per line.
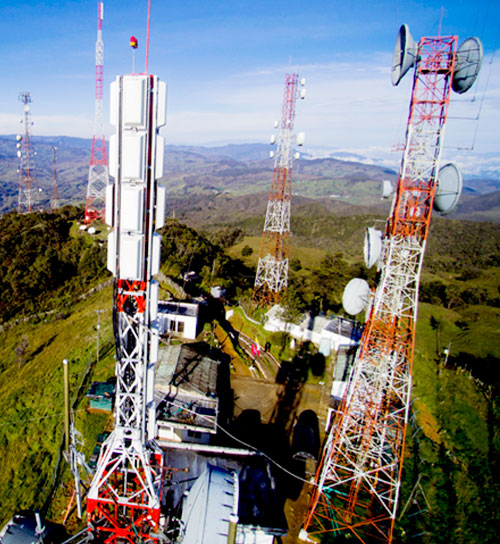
<box><xmin>84</xmin><ymin>1</ymin><xmax>109</xmax><ymax>224</ymax></box>
<box><xmin>51</xmin><ymin>146</ymin><xmax>59</xmax><ymax>211</ymax></box>
<box><xmin>252</xmin><ymin>73</ymin><xmax>305</xmax><ymax>307</ymax></box>
<box><xmin>301</xmin><ymin>29</ymin><xmax>482</xmax><ymax>543</ymax></box>
<box><xmin>16</xmin><ymin>92</ymin><xmax>38</xmax><ymax>213</ymax></box>
<box><xmin>87</xmin><ymin>74</ymin><xmax>167</xmax><ymax>543</ymax></box>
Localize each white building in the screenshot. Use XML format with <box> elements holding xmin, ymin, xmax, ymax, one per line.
<box><xmin>264</xmin><ymin>305</ymin><xmax>362</xmax><ymax>353</ymax></box>
<box><xmin>157</xmin><ymin>300</ymin><xmax>199</xmax><ymax>340</ymax></box>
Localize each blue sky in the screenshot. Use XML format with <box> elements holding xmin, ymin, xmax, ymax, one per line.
<box><xmin>0</xmin><ymin>0</ymin><xmax>498</xmax><ymax>161</ymax></box>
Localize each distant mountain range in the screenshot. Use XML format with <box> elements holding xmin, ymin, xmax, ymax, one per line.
<box><xmin>0</xmin><ymin>135</ymin><xmax>499</xmax><ymax>221</ymax></box>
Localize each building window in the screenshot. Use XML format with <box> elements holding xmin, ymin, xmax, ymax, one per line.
<box><xmin>177</xmin><ymin>321</ymin><xmax>185</xmax><ymax>333</ymax></box>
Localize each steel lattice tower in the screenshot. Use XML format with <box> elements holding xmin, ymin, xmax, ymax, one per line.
<box><xmin>87</xmin><ymin>74</ymin><xmax>167</xmax><ymax>543</ymax></box>
<box><xmin>84</xmin><ymin>1</ymin><xmax>109</xmax><ymax>224</ymax></box>
<box><xmin>302</xmin><ymin>35</ymin><xmax>463</xmax><ymax>544</ymax></box>
<box><xmin>17</xmin><ymin>92</ymin><xmax>38</xmax><ymax>214</ymax></box>
<box><xmin>51</xmin><ymin>146</ymin><xmax>59</xmax><ymax>211</ymax></box>
<box><xmin>253</xmin><ymin>73</ymin><xmax>302</xmax><ymax>307</ymax></box>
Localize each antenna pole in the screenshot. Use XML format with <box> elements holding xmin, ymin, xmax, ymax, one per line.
<box><xmin>63</xmin><ymin>359</ymin><xmax>70</xmax><ymax>454</ymax></box>
<box><xmin>145</xmin><ymin>0</ymin><xmax>151</xmax><ymax>74</ymax></box>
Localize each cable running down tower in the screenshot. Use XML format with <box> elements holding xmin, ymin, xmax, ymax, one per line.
<box><xmin>301</xmin><ymin>26</ymin><xmax>482</xmax><ymax>544</ymax></box>
<box><xmin>253</xmin><ymin>73</ymin><xmax>305</xmax><ymax>307</ymax></box>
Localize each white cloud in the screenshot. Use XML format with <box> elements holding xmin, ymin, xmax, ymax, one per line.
<box><xmin>0</xmin><ymin>112</ymin><xmax>93</xmax><ymax>138</ymax></box>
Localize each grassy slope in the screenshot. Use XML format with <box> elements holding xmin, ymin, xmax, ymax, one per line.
<box><xmin>0</xmin><ymin>286</ymin><xmax>115</xmax><ymax>527</ymax></box>
<box><xmin>395</xmin><ymin>301</ymin><xmax>500</xmax><ymax>542</ymax></box>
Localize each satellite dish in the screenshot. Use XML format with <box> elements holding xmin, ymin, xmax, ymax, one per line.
<box><xmin>381</xmin><ymin>179</ymin><xmax>394</xmax><ymax>199</ymax></box>
<box><xmin>300</xmin><ymin>88</ymin><xmax>306</xmax><ymax>99</ymax></box>
<box><xmin>342</xmin><ymin>278</ymin><xmax>371</xmax><ymax>316</ymax></box>
<box><xmin>16</xmin><ymin>134</ymin><xmax>22</xmax><ymax>141</ymax></box>
<box><xmin>269</xmin><ymin>150</ymin><xmax>275</xmax><ymax>158</ymax></box>
<box><xmin>300</xmin><ymin>77</ymin><xmax>306</xmax><ymax>86</ymax></box>
<box><xmin>452</xmin><ymin>37</ymin><xmax>483</xmax><ymax>94</ymax></box>
<box><xmin>270</xmin><ymin>134</ymin><xmax>276</xmax><ymax>145</ymax></box>
<box><xmin>364</xmin><ymin>227</ymin><xmax>383</xmax><ymax>268</ymax></box>
<box><xmin>17</xmin><ymin>150</ymin><xmax>22</xmax><ymax>158</ymax></box>
<box><xmin>434</xmin><ymin>162</ymin><xmax>462</xmax><ymax>214</ymax></box>
<box><xmin>296</xmin><ymin>132</ymin><xmax>305</xmax><ymax>146</ymax></box>
<box><xmin>294</xmin><ymin>152</ymin><xmax>300</xmax><ymax>159</ymax></box>
<box><xmin>391</xmin><ymin>24</ymin><xmax>418</xmax><ymax>86</ymax></box>
<box><xmin>274</xmin><ymin>120</ymin><xmax>279</xmax><ymax>128</ymax></box>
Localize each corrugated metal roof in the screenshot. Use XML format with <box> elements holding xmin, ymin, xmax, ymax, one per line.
<box><xmin>180</xmin><ymin>464</ymin><xmax>235</xmax><ymax>544</ymax></box>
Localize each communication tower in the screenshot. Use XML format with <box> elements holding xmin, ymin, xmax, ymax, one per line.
<box><xmin>84</xmin><ymin>1</ymin><xmax>109</xmax><ymax>224</ymax></box>
<box><xmin>51</xmin><ymin>146</ymin><xmax>59</xmax><ymax>211</ymax></box>
<box><xmin>301</xmin><ymin>26</ymin><xmax>482</xmax><ymax>543</ymax></box>
<box><xmin>16</xmin><ymin>92</ymin><xmax>38</xmax><ymax>214</ymax></box>
<box><xmin>87</xmin><ymin>73</ymin><xmax>167</xmax><ymax>543</ymax></box>
<box><xmin>252</xmin><ymin>73</ymin><xmax>305</xmax><ymax>307</ymax></box>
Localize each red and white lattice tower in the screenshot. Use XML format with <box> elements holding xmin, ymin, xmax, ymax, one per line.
<box><xmin>87</xmin><ymin>74</ymin><xmax>167</xmax><ymax>543</ymax></box>
<box><xmin>84</xmin><ymin>1</ymin><xmax>109</xmax><ymax>224</ymax></box>
<box><xmin>51</xmin><ymin>146</ymin><xmax>59</xmax><ymax>211</ymax></box>
<box><xmin>302</xmin><ymin>30</ymin><xmax>481</xmax><ymax>544</ymax></box>
<box><xmin>17</xmin><ymin>92</ymin><xmax>38</xmax><ymax>214</ymax></box>
<box><xmin>252</xmin><ymin>73</ymin><xmax>305</xmax><ymax>307</ymax></box>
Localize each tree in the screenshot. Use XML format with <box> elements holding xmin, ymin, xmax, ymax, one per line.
<box><xmin>241</xmin><ymin>245</ymin><xmax>253</xmax><ymax>257</ymax></box>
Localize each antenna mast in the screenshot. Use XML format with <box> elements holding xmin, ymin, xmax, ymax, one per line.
<box><xmin>302</xmin><ymin>28</ymin><xmax>482</xmax><ymax>544</ymax></box>
<box><xmin>253</xmin><ymin>73</ymin><xmax>305</xmax><ymax>307</ymax></box>
<box><xmin>84</xmin><ymin>1</ymin><xmax>109</xmax><ymax>224</ymax></box>
<box><xmin>51</xmin><ymin>146</ymin><xmax>59</xmax><ymax>211</ymax></box>
<box><xmin>17</xmin><ymin>92</ymin><xmax>38</xmax><ymax>214</ymax></box>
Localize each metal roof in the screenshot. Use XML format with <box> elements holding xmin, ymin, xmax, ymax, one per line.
<box><xmin>180</xmin><ymin>464</ymin><xmax>236</xmax><ymax>544</ymax></box>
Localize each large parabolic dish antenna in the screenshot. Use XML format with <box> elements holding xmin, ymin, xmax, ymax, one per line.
<box><xmin>391</xmin><ymin>24</ymin><xmax>418</xmax><ymax>86</ymax></box>
<box><xmin>434</xmin><ymin>163</ymin><xmax>463</xmax><ymax>215</ymax></box>
<box><xmin>381</xmin><ymin>179</ymin><xmax>394</xmax><ymax>199</ymax></box>
<box><xmin>364</xmin><ymin>227</ymin><xmax>383</xmax><ymax>269</ymax></box>
<box><xmin>342</xmin><ymin>278</ymin><xmax>370</xmax><ymax>316</ymax></box>
<box><xmin>452</xmin><ymin>37</ymin><xmax>483</xmax><ymax>94</ymax></box>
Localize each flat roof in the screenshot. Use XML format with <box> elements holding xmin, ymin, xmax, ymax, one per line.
<box><xmin>158</xmin><ymin>301</ymin><xmax>198</xmax><ymax>318</ymax></box>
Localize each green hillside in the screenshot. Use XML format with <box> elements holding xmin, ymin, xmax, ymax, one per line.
<box><xmin>0</xmin><ymin>209</ymin><xmax>498</xmax><ymax>542</ymax></box>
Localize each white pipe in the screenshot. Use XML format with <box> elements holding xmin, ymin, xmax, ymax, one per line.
<box><xmin>157</xmin><ymin>440</ymin><xmax>256</xmax><ymax>456</ymax></box>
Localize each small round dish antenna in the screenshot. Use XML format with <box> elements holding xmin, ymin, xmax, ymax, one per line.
<box><xmin>391</xmin><ymin>24</ymin><xmax>418</xmax><ymax>86</ymax></box>
<box><xmin>452</xmin><ymin>37</ymin><xmax>483</xmax><ymax>94</ymax></box>
<box><xmin>434</xmin><ymin>162</ymin><xmax>462</xmax><ymax>215</ymax></box>
<box><xmin>342</xmin><ymin>278</ymin><xmax>371</xmax><ymax>316</ymax></box>
<box><xmin>364</xmin><ymin>227</ymin><xmax>383</xmax><ymax>269</ymax></box>
<box><xmin>381</xmin><ymin>179</ymin><xmax>394</xmax><ymax>199</ymax></box>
